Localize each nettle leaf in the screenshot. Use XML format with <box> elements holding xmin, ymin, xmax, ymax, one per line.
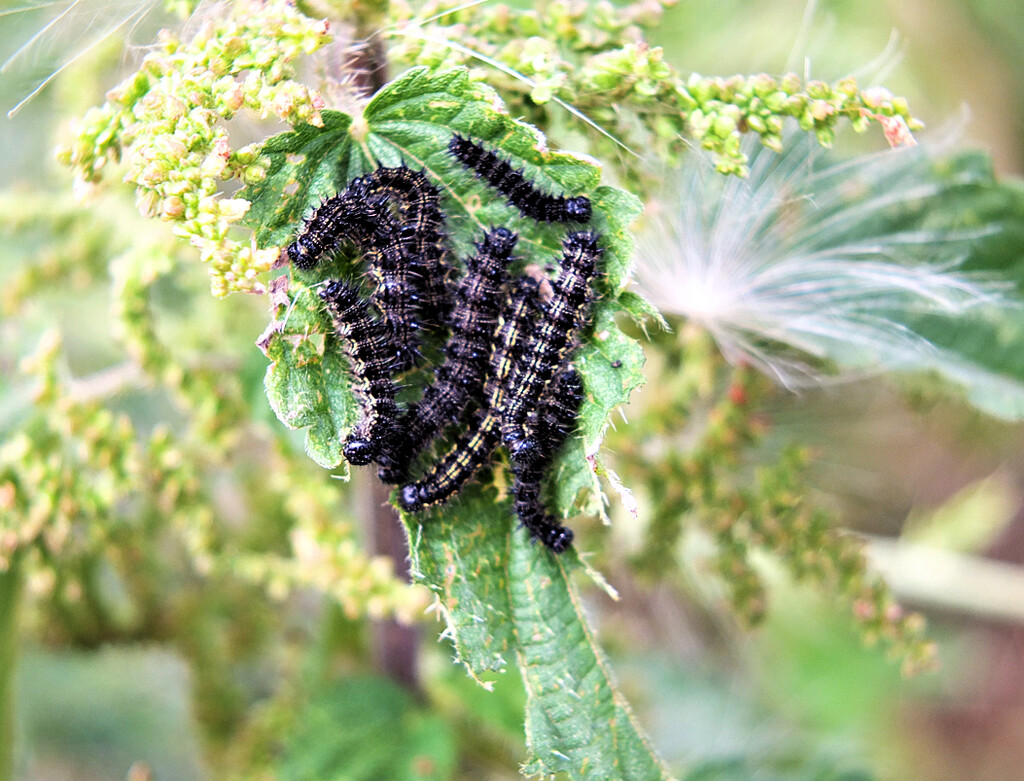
<box><xmin>242</xmin><ymin>67</ymin><xmax>667</xmax><ymax>779</ymax></box>
<box><xmin>407</xmin><ymin>482</ymin><xmax>516</xmax><ymax>674</ymax></box>
<box><xmin>619</xmin><ymin>290</ymin><xmax>671</xmax><ymax>332</ymax></box>
<box><xmin>770</xmin><ymin>142</ymin><xmax>1024</xmax><ymax>419</ymax></box>
<box><xmin>260</xmin><ymin>281</ymin><xmax>357</xmax><ymax>471</ymax></box>
<box><xmin>887</xmin><ymin>154</ymin><xmax>1024</xmax><ymax>419</ymax></box>
<box><xmin>791</xmin><ymin>147</ymin><xmax>1024</xmax><ymax>420</ymax></box>
<box><xmin>551</xmin><ymin>301</ymin><xmax>647</xmax><ymax>521</ymax></box>
<box><xmin>508</xmin><ymin>538</ymin><xmax>673</xmax><ymax>781</ymax></box>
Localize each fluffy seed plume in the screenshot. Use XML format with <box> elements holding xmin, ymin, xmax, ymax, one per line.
<box><xmin>636</xmin><ymin>130</ymin><xmax>1004</xmax><ymax>388</ymax></box>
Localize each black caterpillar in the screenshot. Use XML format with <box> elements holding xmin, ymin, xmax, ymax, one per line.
<box><xmin>289</xmin><ymin>167</ymin><xmax>451</xmax><ymax>370</ymax></box>
<box><xmin>511</xmin><ymin>367</ymin><xmax>584</xmax><ymax>553</ymax></box>
<box><xmin>288</xmin><ymin>188</ymin><xmax>391</xmax><ymax>271</ymax></box>
<box><xmin>319</xmin><ymin>280</ymin><xmax>402</xmax><ymax>468</ymax></box>
<box><xmin>449</xmin><ymin>134</ymin><xmax>592</xmax><ymax>224</ymax></box>
<box><xmin>501</xmin><ymin>230</ymin><xmax>601</xmax><ymax>466</ymax></box>
<box><xmin>399</xmin><ymin>283</ymin><xmax>584</xmax><ymax>552</ymax></box>
<box><xmin>285</xmin><ymin>147</ymin><xmax>603</xmax><ymax>554</ymax></box>
<box><xmin>398</xmin><ymin>279</ymin><xmax>539</xmax><ymax>511</ymax></box>
<box><xmin>360</xmin><ymin>212</ymin><xmax>425</xmax><ymax>372</ymax></box>
<box><xmin>358</xmin><ymin>166</ymin><xmax>452</xmax><ymax>328</ymax></box>
<box><xmin>380</xmin><ymin>227</ymin><xmax>519</xmax><ymax>485</ymax></box>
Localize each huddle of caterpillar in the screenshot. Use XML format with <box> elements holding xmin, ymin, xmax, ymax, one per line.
<box><xmin>286</xmin><ymin>135</ymin><xmax>601</xmax><ymax>554</ymax></box>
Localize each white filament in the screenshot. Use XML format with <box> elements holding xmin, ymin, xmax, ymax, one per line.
<box><xmin>636</xmin><ymin>131</ymin><xmax>1004</xmax><ymax>388</ymax></box>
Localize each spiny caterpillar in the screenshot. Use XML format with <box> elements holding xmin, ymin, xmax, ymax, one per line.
<box><xmin>288</xmin><ymin>189</ymin><xmax>391</xmax><ymax>270</ymax></box>
<box><xmin>285</xmin><ymin>147</ymin><xmax>603</xmax><ymax>554</ymax></box>
<box><xmin>398</xmin><ymin>365</ymin><xmax>585</xmax><ymax>554</ymax></box>
<box><xmin>511</xmin><ymin>368</ymin><xmax>584</xmax><ymax>554</ymax></box>
<box><xmin>319</xmin><ymin>280</ymin><xmax>401</xmax><ymax>468</ymax></box>
<box><xmin>449</xmin><ymin>134</ymin><xmax>592</xmax><ymax>224</ymax></box>
<box><xmin>357</xmin><ymin>166</ymin><xmax>452</xmax><ymax>328</ymax></box>
<box><xmin>398</xmin><ymin>279</ymin><xmax>539</xmax><ymax>511</ymax></box>
<box><xmin>399</xmin><ymin>287</ymin><xmax>585</xmax><ymax>551</ymax></box>
<box><xmin>288</xmin><ymin>167</ymin><xmax>450</xmax><ymax>369</ymax></box>
<box><xmin>380</xmin><ymin>227</ymin><xmax>519</xmax><ymax>485</ymax></box>
<box><xmin>501</xmin><ymin>230</ymin><xmax>602</xmax><ymax>466</ymax></box>
<box><xmin>361</xmin><ymin>216</ymin><xmax>424</xmax><ymax>372</ymax></box>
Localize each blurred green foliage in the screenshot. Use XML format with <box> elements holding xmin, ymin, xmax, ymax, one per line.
<box><xmin>277</xmin><ymin>676</ymin><xmax>457</xmax><ymax>781</ymax></box>
<box><xmin>16</xmin><ymin>647</ymin><xmax>205</xmax><ymax>781</ymax></box>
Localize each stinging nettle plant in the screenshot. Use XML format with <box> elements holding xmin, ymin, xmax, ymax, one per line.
<box><xmin>15</xmin><ymin>0</ymin><xmax>1024</xmax><ymax>777</ymax></box>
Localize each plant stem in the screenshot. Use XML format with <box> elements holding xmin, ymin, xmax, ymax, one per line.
<box><xmin>0</xmin><ymin>556</ymin><xmax>22</xmax><ymax>780</ymax></box>
<box><xmin>348</xmin><ymin>0</ymin><xmax>390</xmax><ymax>97</ymax></box>
<box><xmin>364</xmin><ymin>475</ymin><xmax>421</xmax><ymax>695</ymax></box>
<box><xmin>339</xmin><ymin>0</ymin><xmax>419</xmax><ymax>696</ymax></box>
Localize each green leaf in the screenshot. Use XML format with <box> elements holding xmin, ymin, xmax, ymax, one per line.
<box><xmin>888</xmin><ymin>159</ymin><xmax>1024</xmax><ymax>419</ymax></box>
<box><xmin>508</xmin><ymin>536</ymin><xmax>673</xmax><ymax>780</ymax></box>
<box><xmin>550</xmin><ymin>301</ymin><xmax>647</xmax><ymax>519</ymax></box>
<box><xmin>277</xmin><ymin>676</ymin><xmax>456</xmax><ymax>781</ymax></box>
<box><xmin>244</xmin><ymin>66</ymin><xmax>666</xmax><ymax>778</ymax></box>
<box><xmin>656</xmin><ymin>137</ymin><xmax>1024</xmax><ymax>421</ymax></box>
<box><xmin>245</xmin><ymin>111</ymin><xmax>358</xmax><ymax>250</ymax></box>
<box><xmin>806</xmin><ymin>147</ymin><xmax>1024</xmax><ymax>419</ymax></box>
<box><xmin>406</xmin><ymin>484</ymin><xmax>516</xmax><ymax>675</ymax></box>
<box><xmin>261</xmin><ymin>280</ymin><xmax>357</xmax><ymax>469</ymax></box>
<box><xmin>618</xmin><ymin>290</ymin><xmax>670</xmax><ymax>332</ymax></box>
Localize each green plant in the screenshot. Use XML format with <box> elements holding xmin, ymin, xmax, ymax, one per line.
<box><xmin>5</xmin><ymin>1</ymin><xmax>1024</xmax><ymax>779</ymax></box>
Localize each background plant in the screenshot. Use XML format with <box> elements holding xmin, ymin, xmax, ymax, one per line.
<box><xmin>3</xmin><ymin>1</ymin><xmax>1024</xmax><ymax>779</ymax></box>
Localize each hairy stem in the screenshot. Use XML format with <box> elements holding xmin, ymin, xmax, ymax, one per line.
<box><xmin>348</xmin><ymin>0</ymin><xmax>390</xmax><ymax>96</ymax></box>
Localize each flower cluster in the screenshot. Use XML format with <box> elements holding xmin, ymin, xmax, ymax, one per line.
<box><xmin>57</xmin><ymin>0</ymin><xmax>332</xmax><ymax>296</ymax></box>
<box><xmin>0</xmin><ymin>173</ymin><xmax>424</xmax><ymax>631</ymax></box>
<box><xmin>0</xmin><ymin>331</ymin><xmax>201</xmax><ymax>583</ymax></box>
<box><xmin>387</xmin><ymin>0</ymin><xmax>921</xmax><ymax>178</ymax></box>
<box><xmin>110</xmin><ymin>245</ymin><xmax>251</xmax><ymax>448</ymax></box>
<box><xmin>233</xmin><ymin>462</ymin><xmax>430</xmax><ymax>625</ymax></box>
<box><xmin>1</xmin><ymin>327</ymin><xmax>424</xmax><ymax>629</ymax></box>
<box><xmin>0</xmin><ymin>190</ymin><xmax>130</xmax><ymax>314</ymax></box>
<box><xmin>619</xmin><ymin>327</ymin><xmax>936</xmax><ymax>674</ymax></box>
